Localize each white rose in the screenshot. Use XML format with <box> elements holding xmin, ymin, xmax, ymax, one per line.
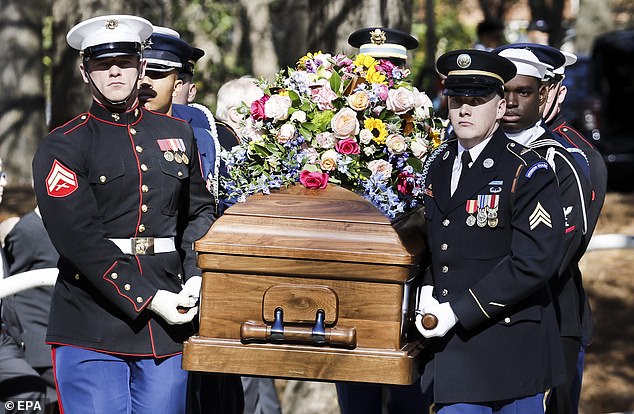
<box><xmin>331</xmin><ymin>107</ymin><xmax>360</xmax><ymax>138</ymax></box>
<box><xmin>367</xmin><ymin>159</ymin><xmax>392</xmax><ymax>181</ymax></box>
<box><xmin>363</xmin><ymin>145</ymin><xmax>378</xmax><ymax>156</ymax></box>
<box><xmin>386</xmin><ymin>87</ymin><xmax>416</xmax><ymax>115</ymax></box>
<box><xmin>276</xmin><ymin>123</ymin><xmax>296</xmax><ymax>144</ymax></box>
<box><xmin>359</xmin><ymin>129</ymin><xmax>374</xmax><ymax>145</ymax></box>
<box><xmin>413</xmin><ymin>87</ymin><xmax>434</xmax><ymax>119</ymax></box>
<box><xmin>302</xmin><ymin>147</ymin><xmax>319</xmax><ymax>164</ymax></box>
<box><xmin>320</xmin><ymin>149</ymin><xmax>339</xmax><ymax>171</ymax></box>
<box><xmin>385</xmin><ymin>134</ymin><xmax>407</xmax><ymax>154</ymax></box>
<box><xmin>264</xmin><ymin>94</ymin><xmax>292</xmax><ymax>121</ymax></box>
<box><xmin>410</xmin><ymin>138</ymin><xmax>429</xmax><ymax>159</ymax></box>
<box><xmin>290</xmin><ymin>110</ymin><xmax>307</xmax><ymax>123</ymax></box>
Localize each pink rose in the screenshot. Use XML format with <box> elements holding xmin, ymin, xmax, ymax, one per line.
<box><xmin>311</xmin><ymin>84</ymin><xmax>338</xmax><ymax>111</ymax></box>
<box><xmin>251</xmin><ymin>95</ymin><xmax>270</xmax><ymax>120</ymax></box>
<box><xmin>367</xmin><ymin>159</ymin><xmax>392</xmax><ymax>181</ymax></box>
<box><xmin>300</xmin><ymin>170</ymin><xmax>329</xmax><ymax>189</ymax></box>
<box><xmin>386</xmin><ymin>87</ymin><xmax>415</xmax><ymax>114</ymax></box>
<box><xmin>335</xmin><ymin>138</ymin><xmax>360</xmax><ymax>155</ymax></box>
<box><xmin>397</xmin><ymin>171</ymin><xmax>415</xmax><ymax>195</ymax></box>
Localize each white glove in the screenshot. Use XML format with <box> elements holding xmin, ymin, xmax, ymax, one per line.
<box><xmin>418</xmin><ymin>302</ymin><xmax>458</xmax><ymax>338</ymax></box>
<box><xmin>149</xmin><ymin>289</ymin><xmax>198</xmax><ymax>325</ymax></box>
<box><xmin>181</xmin><ymin>276</ymin><xmax>202</xmax><ymax>300</ymax></box>
<box><xmin>414</xmin><ymin>285</ymin><xmax>440</xmax><ymax>336</ymax></box>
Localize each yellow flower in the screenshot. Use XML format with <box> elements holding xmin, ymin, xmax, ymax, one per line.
<box><xmin>430</xmin><ymin>128</ymin><xmax>443</xmax><ymax>148</ymax></box>
<box><xmin>353</xmin><ymin>54</ymin><xmax>376</xmax><ymax>69</ymax></box>
<box><xmin>297</xmin><ymin>51</ymin><xmax>323</xmax><ymax>67</ymax></box>
<box><xmin>365</xmin><ymin>66</ymin><xmax>387</xmax><ymax>85</ymax></box>
<box><xmin>364</xmin><ymin>118</ymin><xmax>388</xmax><ymax>144</ymax></box>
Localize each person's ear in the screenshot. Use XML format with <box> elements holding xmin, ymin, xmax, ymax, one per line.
<box><xmin>557</xmin><ymin>85</ymin><xmax>568</xmax><ymax>105</ymax></box>
<box><xmin>538</xmin><ymin>83</ymin><xmax>548</xmax><ymax>106</ymax></box>
<box><xmin>496</xmin><ymin>97</ymin><xmax>507</xmax><ymax>119</ymax></box>
<box><xmin>79</xmin><ymin>63</ymin><xmax>90</xmax><ymax>84</ymax></box>
<box><xmin>187</xmin><ymin>83</ymin><xmax>197</xmax><ymax>103</ymax></box>
<box><xmin>172</xmin><ymin>78</ymin><xmax>184</xmax><ymax>97</ymax></box>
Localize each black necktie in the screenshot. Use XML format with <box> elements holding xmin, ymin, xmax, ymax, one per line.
<box><xmin>461</xmin><ymin>150</ymin><xmax>472</xmax><ymax>169</ymax></box>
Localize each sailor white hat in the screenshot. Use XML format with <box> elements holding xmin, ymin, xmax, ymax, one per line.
<box><xmin>496</xmin><ymin>48</ymin><xmax>552</xmax><ymax>80</ymax></box>
<box><xmin>553</xmin><ymin>51</ymin><xmax>578</xmax><ymax>76</ymax></box>
<box><xmin>66</xmin><ymin>15</ymin><xmax>153</xmax><ymax>58</ymax></box>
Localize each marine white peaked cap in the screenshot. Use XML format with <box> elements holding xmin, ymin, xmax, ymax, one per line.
<box><xmin>497</xmin><ymin>48</ymin><xmax>553</xmax><ymax>80</ymax></box>
<box><xmin>66</xmin><ymin>15</ymin><xmax>153</xmax><ymax>51</ymax></box>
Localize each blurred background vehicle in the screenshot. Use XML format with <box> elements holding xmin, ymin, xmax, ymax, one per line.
<box><xmin>563</xmin><ymin>29</ymin><xmax>634</xmax><ymax>191</ymax></box>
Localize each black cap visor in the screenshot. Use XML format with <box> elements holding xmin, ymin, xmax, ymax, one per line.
<box><xmin>83</xmin><ymin>42</ymin><xmax>142</xmax><ymax>60</ymax></box>
<box><xmin>443</xmin><ymin>75</ymin><xmax>503</xmax><ymax>97</ymax></box>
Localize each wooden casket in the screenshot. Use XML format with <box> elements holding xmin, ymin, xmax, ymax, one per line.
<box><xmin>182</xmin><ymin>184</ymin><xmax>428</xmax><ymax>385</ymax></box>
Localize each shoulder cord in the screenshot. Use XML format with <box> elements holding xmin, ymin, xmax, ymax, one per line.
<box><xmin>421</xmin><ymin>142</ymin><xmax>449</xmax><ymax>192</ymax></box>
<box><xmin>544</xmin><ymin>147</ymin><xmax>588</xmax><ymax>235</ymax></box>
<box><xmin>189</xmin><ymin>103</ymin><xmax>221</xmax><ymax>206</ymax></box>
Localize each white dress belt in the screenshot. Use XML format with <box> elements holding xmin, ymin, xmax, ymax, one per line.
<box><xmin>109</xmin><ymin>237</ymin><xmax>176</xmax><ymax>255</ymax></box>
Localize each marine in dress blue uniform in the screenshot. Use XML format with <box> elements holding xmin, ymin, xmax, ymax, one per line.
<box><xmin>416</xmin><ymin>49</ymin><xmax>566</xmax><ymax>413</ymax></box>
<box><xmin>31</xmin><ymin>15</ymin><xmax>215</xmax><ymax>414</ymax></box>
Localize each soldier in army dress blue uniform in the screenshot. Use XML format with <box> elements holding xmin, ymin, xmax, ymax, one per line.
<box><xmin>415</xmin><ymin>49</ymin><xmax>567</xmax><ymax>414</ymax></box>
<box><xmin>31</xmin><ymin>15</ymin><xmax>215</xmax><ymax>413</ymax></box>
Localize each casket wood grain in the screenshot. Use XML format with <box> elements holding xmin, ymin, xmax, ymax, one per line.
<box><xmin>183</xmin><ymin>184</ymin><xmax>428</xmax><ymax>384</ymax></box>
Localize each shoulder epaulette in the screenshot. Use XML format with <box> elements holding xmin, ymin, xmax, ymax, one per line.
<box><xmin>50</xmin><ymin>112</ymin><xmax>90</xmax><ymax>135</ymax></box>
<box><xmin>506</xmin><ymin>141</ymin><xmax>541</xmax><ymax>165</ymax></box>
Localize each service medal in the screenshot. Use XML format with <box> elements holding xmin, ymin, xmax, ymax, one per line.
<box><xmin>488</xmin><ymin>217</ymin><xmax>499</xmax><ymax>228</ymax></box>
<box><xmin>477</xmin><ymin>217</ymin><xmax>487</xmax><ymax>227</ymax></box>
<box><xmin>465</xmin><ymin>199</ymin><xmax>477</xmax><ymax>227</ymax></box>
<box><xmin>174</xmin><ymin>152</ymin><xmax>183</xmax><ymax>163</ymax></box>
<box><xmin>164</xmin><ymin>151</ymin><xmax>174</xmax><ymax>162</ymax></box>
<box><xmin>182</xmin><ymin>154</ymin><xmax>189</xmax><ymax>165</ymax></box>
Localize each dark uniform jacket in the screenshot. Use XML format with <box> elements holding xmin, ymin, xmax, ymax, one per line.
<box><xmin>3</xmin><ymin>211</ymin><xmax>58</xmax><ymax>368</ymax></box>
<box><xmin>32</xmin><ymin>101</ymin><xmax>215</xmax><ymax>357</ymax></box>
<box><xmin>527</xmin><ymin>125</ymin><xmax>593</xmax><ymax>339</ymax></box>
<box><xmin>549</xmin><ymin>114</ymin><xmax>607</xmax><ymax>343</ymax></box>
<box><xmin>421</xmin><ymin>129</ymin><xmax>566</xmax><ymax>403</ymax></box>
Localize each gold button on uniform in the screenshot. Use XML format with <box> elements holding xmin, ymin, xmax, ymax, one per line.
<box><xmin>141</xmin><ymin>204</ymin><xmax>148</xmax><ymax>213</ymax></box>
<box><xmin>504</xmin><ymin>317</ymin><xmax>511</xmax><ymax>324</ymax></box>
<box><xmin>136</xmin><ymin>297</ymin><xmax>143</xmax><ymax>303</ymax></box>
<box><xmin>142</xmin><ymin>185</ymin><xmax>149</xmax><ymax>193</ymax></box>
<box><xmin>177</xmin><ymin>171</ymin><xmax>183</xmax><ymax>177</ymax></box>
<box><xmin>74</xmin><ymin>274</ymin><xmax>80</xmax><ymax>280</ymax></box>
<box><xmin>441</xmin><ymin>243</ymin><xmax>448</xmax><ymax>251</ymax></box>
<box><xmin>442</xmin><ymin>219</ymin><xmax>450</xmax><ymax>227</ymax></box>
<box><xmin>124</xmin><ymin>284</ymin><xmax>131</xmax><ymax>291</ymax></box>
<box><xmin>138</xmin><ymin>224</ymin><xmax>146</xmax><ymax>232</ymax></box>
<box><xmin>441</xmin><ymin>289</ymin><xmax>448</xmax><ymax>296</ymax></box>
<box><xmin>442</xmin><ymin>266</ymin><xmax>449</xmax><ymax>273</ymax></box>
<box><xmin>136</xmin><ymin>145</ymin><xmax>143</xmax><ymax>153</ymax></box>
<box><xmin>130</xmin><ymin>128</ymin><xmax>137</xmax><ymax>135</ymax></box>
<box><xmin>99</xmin><ymin>175</ymin><xmax>106</xmax><ymax>183</ymax></box>
<box><xmin>111</xmin><ymin>273</ymin><xmax>118</xmax><ymax>280</ymax></box>
<box><xmin>141</xmin><ymin>164</ymin><xmax>148</xmax><ymax>172</ymax></box>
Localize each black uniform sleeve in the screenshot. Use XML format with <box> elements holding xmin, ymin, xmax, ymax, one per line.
<box><xmin>32</xmin><ymin>135</ymin><xmax>158</xmax><ymax>320</ymax></box>
<box><xmin>452</xmin><ymin>159</ymin><xmax>565</xmax><ymax>330</ymax></box>
<box><xmin>177</xmin><ymin>135</ymin><xmax>216</xmax><ymax>281</ymax></box>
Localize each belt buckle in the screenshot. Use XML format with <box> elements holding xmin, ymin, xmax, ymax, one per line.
<box><xmin>131</xmin><ymin>237</ymin><xmax>154</xmax><ymax>255</ymax></box>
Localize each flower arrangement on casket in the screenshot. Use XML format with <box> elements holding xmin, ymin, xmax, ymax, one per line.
<box><xmin>220</xmin><ymin>52</ymin><xmax>448</xmax><ymax>219</ymax></box>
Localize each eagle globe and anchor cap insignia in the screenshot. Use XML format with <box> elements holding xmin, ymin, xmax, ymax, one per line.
<box><xmin>456</xmin><ymin>53</ymin><xmax>472</xmax><ymax>68</ymax></box>
<box><xmin>105</xmin><ymin>19</ymin><xmax>119</xmax><ymax>30</ymax></box>
<box><xmin>46</xmin><ymin>159</ymin><xmax>78</xmax><ymax>197</ymax></box>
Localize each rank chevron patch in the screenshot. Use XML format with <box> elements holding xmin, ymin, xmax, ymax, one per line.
<box><xmin>46</xmin><ymin>159</ymin><xmax>78</xmax><ymax>198</ymax></box>
<box><xmin>529</xmin><ymin>202</ymin><xmax>552</xmax><ymax>230</ymax></box>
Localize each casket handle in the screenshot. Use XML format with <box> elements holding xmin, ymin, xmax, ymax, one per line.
<box><xmin>240</xmin><ymin>319</ymin><xmax>357</xmax><ymax>348</ymax></box>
